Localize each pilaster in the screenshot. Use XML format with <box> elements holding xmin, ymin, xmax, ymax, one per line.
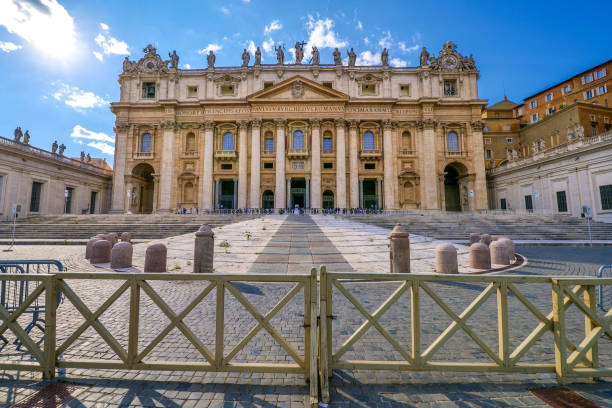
<box><xmin>158</xmin><ymin>120</ymin><xmax>178</xmax><ymax>213</ymax></box>
<box><xmin>110</xmin><ymin>123</ymin><xmax>130</xmax><ymax>213</ymax></box>
<box><xmin>275</xmin><ymin>119</ymin><xmax>286</xmax><ymax>209</ymax></box>
<box><xmin>310</xmin><ymin>119</ymin><xmax>321</xmax><ymax>209</ymax></box>
<box><xmin>335</xmin><ymin>118</ymin><xmax>347</xmax><ymax>209</ymax></box>
<box><xmin>348</xmin><ymin>120</ymin><xmax>359</xmax><ymax>208</ymax></box>
<box><xmin>201</xmin><ymin>121</ymin><xmax>215</xmax><ymax>209</ymax></box>
<box><xmin>237</xmin><ymin>120</ymin><xmax>249</xmax><ymax>209</ymax></box>
<box><xmin>470</xmin><ymin>120</ymin><xmax>488</xmax><ymax>210</ymax></box>
<box><xmin>419</xmin><ymin>118</ymin><xmax>439</xmax><ymax>209</ymax></box>
<box><xmin>382</xmin><ymin>120</ymin><xmax>396</xmax><ymax>209</ymax></box>
<box><xmin>249</xmin><ymin>119</ymin><xmax>261</xmax><ymax>208</ymax></box>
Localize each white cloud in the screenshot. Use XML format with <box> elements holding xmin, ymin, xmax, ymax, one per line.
<box><xmin>71</xmin><ymin>125</ymin><xmax>114</xmax><ymax>143</ymax></box>
<box><xmin>363</xmin><ymin>37</ymin><xmax>369</xmax><ymax>45</ymax></box>
<box><xmin>100</xmin><ymin>22</ymin><xmax>109</xmax><ymax>30</ymax></box>
<box><xmin>303</xmin><ymin>15</ymin><xmax>348</xmax><ymax>59</ymax></box>
<box><xmin>0</xmin><ymin>0</ymin><xmax>76</xmax><ymax>57</ymax></box>
<box><xmin>398</xmin><ymin>41</ymin><xmax>419</xmax><ymax>53</ymax></box>
<box><xmin>247</xmin><ymin>40</ymin><xmax>256</xmax><ymax>56</ymax></box>
<box><xmin>264</xmin><ymin>19</ymin><xmax>282</xmax><ymax>35</ymax></box>
<box><xmin>0</xmin><ymin>41</ymin><xmax>22</xmax><ymax>52</ymax></box>
<box><xmin>198</xmin><ymin>43</ymin><xmax>222</xmax><ymax>54</ymax></box>
<box><xmin>53</xmin><ymin>83</ymin><xmax>109</xmax><ymax>110</ymax></box>
<box><xmin>87</xmin><ymin>141</ymin><xmax>115</xmax><ymax>155</ymax></box>
<box><xmin>357</xmin><ymin>21</ymin><xmax>363</xmax><ymax>31</ymax></box>
<box><xmin>94</xmin><ymin>33</ymin><xmax>129</xmax><ymax>59</ymax></box>
<box><xmin>390</xmin><ymin>57</ymin><xmax>407</xmax><ymax>67</ymax></box>
<box><xmin>220</xmin><ymin>7</ymin><xmax>229</xmax><ymax>15</ymax></box>
<box><xmin>241</xmin><ymin>0</ymin><xmax>250</xmax><ymax>2</ymax></box>
<box><xmin>92</xmin><ymin>51</ymin><xmax>103</xmax><ymax>61</ymax></box>
<box><xmin>378</xmin><ymin>31</ymin><xmax>392</xmax><ymax>48</ymax></box>
<box><xmin>262</xmin><ymin>38</ymin><xmax>275</xmax><ymax>55</ymax></box>
<box><xmin>183</xmin><ymin>63</ymin><xmax>191</xmax><ymax>69</ymax></box>
<box><xmin>356</xmin><ymin>50</ymin><xmax>380</xmax><ymax>66</ymax></box>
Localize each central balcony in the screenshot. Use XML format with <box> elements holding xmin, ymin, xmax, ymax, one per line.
<box><xmin>134</xmin><ymin>152</ymin><xmax>154</xmax><ymax>160</ymax></box>
<box><xmin>360</xmin><ymin>149</ymin><xmax>381</xmax><ymax>159</ymax></box>
<box><xmin>215</xmin><ymin>150</ymin><xmax>238</xmax><ymax>160</ymax></box>
<box><xmin>287</xmin><ymin>148</ymin><xmax>309</xmax><ymax>159</ymax></box>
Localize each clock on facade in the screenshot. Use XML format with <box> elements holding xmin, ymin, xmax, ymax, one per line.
<box><xmin>442</xmin><ymin>55</ymin><xmax>458</xmax><ymax>69</ymax></box>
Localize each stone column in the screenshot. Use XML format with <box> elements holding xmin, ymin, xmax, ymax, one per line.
<box><xmin>152</xmin><ymin>174</ymin><xmax>159</xmax><ymax>213</ymax></box>
<box><xmin>420</xmin><ymin>118</ymin><xmax>439</xmax><ymax>209</ymax></box>
<box><xmin>201</xmin><ymin>121</ymin><xmax>215</xmax><ymax>209</ymax></box>
<box><xmin>471</xmin><ymin>121</ymin><xmax>488</xmax><ymax>210</ymax></box>
<box><xmin>310</xmin><ymin>119</ymin><xmax>321</xmax><ymax>209</ymax></box>
<box><xmin>359</xmin><ymin>178</ymin><xmax>364</xmax><ymax>208</ymax></box>
<box><xmin>377</xmin><ymin>177</ymin><xmax>382</xmax><ymax>209</ymax></box>
<box><xmin>158</xmin><ymin>120</ymin><xmax>177</xmax><ymax>213</ymax></box>
<box><xmin>348</xmin><ymin>120</ymin><xmax>359</xmax><ymax>208</ymax></box>
<box><xmin>335</xmin><ymin>119</ymin><xmax>347</xmax><ymax>209</ymax></box>
<box><xmin>305</xmin><ymin>177</ymin><xmax>310</xmax><ymax>208</ymax></box>
<box><xmin>275</xmin><ymin>119</ymin><xmax>286</xmax><ymax>209</ymax></box>
<box><xmin>110</xmin><ymin>123</ymin><xmax>130</xmax><ymax>213</ymax></box>
<box><xmin>286</xmin><ymin>177</ymin><xmax>291</xmax><ymax>208</ymax></box>
<box><xmin>249</xmin><ymin>119</ymin><xmax>261</xmax><ymax>208</ymax></box>
<box><xmin>233</xmin><ymin>177</ymin><xmax>238</xmax><ymax>209</ymax></box>
<box><xmin>237</xmin><ymin>120</ymin><xmax>249</xmax><ymax>209</ymax></box>
<box><xmin>382</xmin><ymin>120</ymin><xmax>395</xmax><ymax>209</ymax></box>
<box><xmin>215</xmin><ymin>178</ymin><xmax>220</xmax><ymax>209</ymax></box>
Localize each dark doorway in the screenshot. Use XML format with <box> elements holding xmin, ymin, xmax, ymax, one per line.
<box><xmin>262</xmin><ymin>190</ymin><xmax>274</xmax><ymax>209</ymax></box>
<box><xmin>322</xmin><ymin>190</ymin><xmax>334</xmax><ymax>209</ymax></box>
<box><xmin>362</xmin><ymin>179</ymin><xmax>377</xmax><ymax>209</ymax></box>
<box><xmin>65</xmin><ymin>187</ymin><xmax>74</xmax><ymax>214</ymax></box>
<box><xmin>90</xmin><ymin>191</ymin><xmax>97</xmax><ymax>214</ymax></box>
<box><xmin>132</xmin><ymin>163</ymin><xmax>155</xmax><ymax>213</ymax></box>
<box><xmin>291</xmin><ymin>179</ymin><xmax>306</xmax><ymax>208</ymax></box>
<box><xmin>219</xmin><ymin>180</ymin><xmax>235</xmax><ymax>209</ymax></box>
<box><xmin>444</xmin><ymin>165</ymin><xmax>461</xmax><ymax>211</ymax></box>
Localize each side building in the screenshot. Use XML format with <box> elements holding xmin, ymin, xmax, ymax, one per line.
<box><xmin>0</xmin><ymin>135</ymin><xmax>113</xmax><ymax>218</ymax></box>
<box><xmin>110</xmin><ymin>41</ymin><xmax>488</xmax><ymax>213</ymax></box>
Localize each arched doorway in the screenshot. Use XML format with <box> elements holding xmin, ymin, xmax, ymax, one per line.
<box><xmin>262</xmin><ymin>190</ymin><xmax>274</xmax><ymax>209</ymax></box>
<box><xmin>322</xmin><ymin>190</ymin><xmax>334</xmax><ymax>209</ymax></box>
<box><xmin>131</xmin><ymin>163</ymin><xmax>155</xmax><ymax>214</ymax></box>
<box><xmin>443</xmin><ymin>162</ymin><xmax>468</xmax><ymax>211</ymax></box>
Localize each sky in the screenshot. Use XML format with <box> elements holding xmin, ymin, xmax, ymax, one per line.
<box><xmin>0</xmin><ymin>0</ymin><xmax>610</xmax><ymax>167</ymax></box>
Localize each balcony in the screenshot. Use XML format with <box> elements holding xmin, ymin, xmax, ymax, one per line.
<box><xmin>360</xmin><ymin>149</ymin><xmax>381</xmax><ymax>159</ymax></box>
<box><xmin>445</xmin><ymin>150</ymin><xmax>467</xmax><ymax>158</ymax></box>
<box><xmin>262</xmin><ymin>149</ymin><xmax>275</xmax><ymax>156</ymax></box>
<box><xmin>287</xmin><ymin>148</ymin><xmax>309</xmax><ymax>159</ymax></box>
<box><xmin>134</xmin><ymin>152</ymin><xmax>154</xmax><ymax>160</ymax></box>
<box><xmin>181</xmin><ymin>150</ymin><xmax>199</xmax><ymax>158</ymax></box>
<box><xmin>399</xmin><ymin>149</ymin><xmax>416</xmax><ymax>157</ymax></box>
<box><xmin>215</xmin><ymin>150</ymin><xmax>238</xmax><ymax>160</ymax></box>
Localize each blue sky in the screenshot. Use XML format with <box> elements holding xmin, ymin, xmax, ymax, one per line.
<box><xmin>0</xmin><ymin>0</ymin><xmax>610</xmax><ymax>167</ymax></box>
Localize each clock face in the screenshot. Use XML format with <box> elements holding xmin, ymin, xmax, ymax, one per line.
<box><xmin>442</xmin><ymin>55</ymin><xmax>457</xmax><ymax>68</ymax></box>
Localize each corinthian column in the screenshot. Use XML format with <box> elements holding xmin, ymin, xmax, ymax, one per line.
<box><xmin>158</xmin><ymin>120</ymin><xmax>178</xmax><ymax>213</ymax></box>
<box><xmin>335</xmin><ymin>119</ymin><xmax>347</xmax><ymax>209</ymax></box>
<box><xmin>201</xmin><ymin>120</ymin><xmax>215</xmax><ymax>209</ymax></box>
<box><xmin>471</xmin><ymin>120</ymin><xmax>488</xmax><ymax>210</ymax></box>
<box><xmin>249</xmin><ymin>119</ymin><xmax>261</xmax><ymax>208</ymax></box>
<box><xmin>110</xmin><ymin>123</ymin><xmax>130</xmax><ymax>213</ymax></box>
<box><xmin>237</xmin><ymin>120</ymin><xmax>249</xmax><ymax>209</ymax></box>
<box><xmin>348</xmin><ymin>120</ymin><xmax>359</xmax><ymax>208</ymax></box>
<box><xmin>310</xmin><ymin>119</ymin><xmax>321</xmax><ymax>209</ymax></box>
<box><xmin>420</xmin><ymin>118</ymin><xmax>439</xmax><ymax>209</ymax></box>
<box><xmin>274</xmin><ymin>119</ymin><xmax>286</xmax><ymax>209</ymax></box>
<box><xmin>382</xmin><ymin>120</ymin><xmax>395</xmax><ymax>209</ymax></box>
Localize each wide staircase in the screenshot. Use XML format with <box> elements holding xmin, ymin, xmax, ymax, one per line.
<box><xmin>343</xmin><ymin>212</ymin><xmax>612</xmax><ymax>241</ymax></box>
<box><xmin>0</xmin><ymin>213</ymin><xmax>260</xmax><ymax>242</ymax></box>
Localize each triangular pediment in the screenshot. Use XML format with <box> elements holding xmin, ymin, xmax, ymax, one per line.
<box><xmin>247</xmin><ymin>75</ymin><xmax>349</xmax><ymax>102</ymax></box>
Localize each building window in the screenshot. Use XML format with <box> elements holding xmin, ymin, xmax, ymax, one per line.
<box><xmin>185</xmin><ymin>132</ymin><xmax>196</xmax><ymax>152</ymax></box>
<box><xmin>600</xmin><ymin>185</ymin><xmax>612</xmax><ymax>210</ymax></box>
<box><xmin>400</xmin><ymin>84</ymin><xmax>410</xmax><ymax>96</ymax></box>
<box><xmin>598</xmin><ymin>85</ymin><xmax>607</xmax><ymax>95</ymax></box>
<box><xmin>546</xmin><ymin>93</ymin><xmax>553</xmax><ymax>102</ymax></box>
<box><xmin>141</xmin><ymin>133</ymin><xmax>152</xmax><ymax>153</ymax></box>
<box><xmin>505</xmin><ymin>137</ymin><xmax>514</xmax><ymax>143</ymax></box>
<box><xmin>364</xmin><ymin>163</ymin><xmax>376</xmax><ymax>170</ymax></box>
<box><xmin>264</xmin><ymin>131</ymin><xmax>274</xmax><ymax>152</ymax></box>
<box><xmin>263</xmin><ymin>162</ymin><xmax>273</xmax><ymax>169</ymax></box>
<box><xmin>362</xmin><ymin>83</ymin><xmax>376</xmax><ymax>94</ymax></box>
<box><xmin>323</xmin><ymin>82</ymin><xmax>333</xmax><ymax>89</ymax></box>
<box><xmin>363</xmin><ymin>131</ymin><xmax>375</xmax><ymax>151</ymax></box>
<box><xmin>531</xmin><ymin>113</ymin><xmax>538</xmax><ymax>123</ymax></box>
<box><xmin>447</xmin><ymin>131</ymin><xmax>459</xmax><ymax>152</ymax></box>
<box><xmin>582</xmin><ymin>73</ymin><xmax>593</xmax><ymax>84</ymax></box>
<box><xmin>443</xmin><ymin>80</ymin><xmax>457</xmax><ymax>96</ymax></box>
<box><xmin>292</xmin><ymin>130</ymin><xmax>304</xmax><ymax>150</ymax></box>
<box><xmin>556</xmin><ymin>191</ymin><xmax>568</xmax><ymax>212</ymax></box>
<box><xmin>546</xmin><ymin>107</ymin><xmax>555</xmax><ymax>115</ymax></box>
<box><xmin>187</xmin><ymin>86</ymin><xmax>198</xmax><ymax>97</ymax></box>
<box><xmin>291</xmin><ymin>161</ymin><xmax>305</xmax><ymax>170</ymax></box>
<box><xmin>485</xmin><ymin>149</ymin><xmax>492</xmax><ymax>159</ymax></box>
<box><xmin>221</xmin><ymin>164</ymin><xmax>232</xmax><ymax>170</ymax></box>
<box><xmin>530</xmin><ymin>100</ymin><xmax>537</xmax><ymax>109</ymax></box>
<box><xmin>484</xmin><ymin>137</ymin><xmax>492</xmax><ymax>144</ymax></box>
<box><xmin>524</xmin><ymin>195</ymin><xmax>533</xmax><ymax>211</ymax></box>
<box><xmin>222</xmin><ymin>132</ymin><xmax>234</xmax><ymax>150</ymax></box>
<box><xmin>483</xmin><ymin>126</ymin><xmax>490</xmax><ymax>131</ymax></box>
<box><xmin>585</xmin><ymin>90</ymin><xmax>594</xmax><ymax>99</ymax></box>
<box><xmin>504</xmin><ymin>125</ymin><xmax>511</xmax><ymax>131</ymax></box>
<box><xmin>323</xmin><ymin>131</ymin><xmax>333</xmax><ymax>152</ymax></box>
<box><xmin>221</xmin><ymin>85</ymin><xmax>235</xmax><ymax>95</ymax></box>
<box><xmin>263</xmin><ymin>81</ymin><xmax>273</xmax><ymax>89</ymax></box>
<box><xmin>323</xmin><ymin>162</ymin><xmax>333</xmax><ymax>169</ymax></box>
<box><xmin>30</xmin><ymin>181</ymin><xmax>42</xmax><ymax>212</ymax></box>
<box><xmin>517</xmin><ymin>107</ymin><xmax>523</xmax><ymax>116</ymax></box>
<box><xmin>592</xmin><ymin>125</ymin><xmax>597</xmax><ymax>136</ymax></box>
<box><xmin>596</xmin><ymin>68</ymin><xmax>607</xmax><ymax>79</ymax></box>
<box><xmin>142</xmin><ymin>82</ymin><xmax>156</xmax><ymax>99</ymax></box>
<box><xmin>500</xmin><ymin>198</ymin><xmax>507</xmax><ymax>210</ymax></box>
<box><xmin>562</xmin><ymin>85</ymin><xmax>571</xmax><ymax>95</ymax></box>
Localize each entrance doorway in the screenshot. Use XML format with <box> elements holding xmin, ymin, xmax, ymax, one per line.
<box><xmin>64</xmin><ymin>187</ymin><xmax>74</xmax><ymax>214</ymax></box>
<box><xmin>322</xmin><ymin>190</ymin><xmax>334</xmax><ymax>209</ymax></box>
<box><xmin>443</xmin><ymin>162</ymin><xmax>468</xmax><ymax>211</ymax></box>
<box><xmin>290</xmin><ymin>179</ymin><xmax>306</xmax><ymax>208</ymax></box>
<box><xmin>132</xmin><ymin>163</ymin><xmax>155</xmax><ymax>214</ymax></box>
<box><xmin>362</xmin><ymin>179</ymin><xmax>377</xmax><ymax>209</ymax></box>
<box><xmin>262</xmin><ymin>190</ymin><xmax>274</xmax><ymax>209</ymax></box>
<box><xmin>218</xmin><ymin>180</ymin><xmax>235</xmax><ymax>209</ymax></box>
<box><xmin>90</xmin><ymin>191</ymin><xmax>97</xmax><ymax>214</ymax></box>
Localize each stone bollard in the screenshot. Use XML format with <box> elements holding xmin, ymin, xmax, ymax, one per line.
<box><xmin>121</xmin><ymin>232</ymin><xmax>131</xmax><ymax>243</ymax></box>
<box><xmin>85</xmin><ymin>237</ymin><xmax>101</xmax><ymax>259</ymax></box>
<box><xmin>469</xmin><ymin>233</ymin><xmax>480</xmax><ymax>245</ymax></box>
<box><xmin>470</xmin><ymin>242</ymin><xmax>491</xmax><ymax>270</ymax></box>
<box><xmin>389</xmin><ymin>224</ymin><xmax>410</xmax><ymax>273</ymax></box>
<box><xmin>194</xmin><ymin>225</ymin><xmax>215</xmax><ymax>273</ymax></box>
<box><xmin>91</xmin><ymin>240</ymin><xmax>111</xmax><ymax>264</ymax></box>
<box><xmin>490</xmin><ymin>240</ymin><xmax>510</xmax><ymax>265</ymax></box>
<box><xmin>144</xmin><ymin>243</ymin><xmax>167</xmax><ymax>272</ymax></box>
<box><xmin>111</xmin><ymin>242</ymin><xmax>133</xmax><ymax>269</ymax></box>
<box><xmin>435</xmin><ymin>243</ymin><xmax>458</xmax><ymax>274</ymax></box>
<box><xmin>480</xmin><ymin>233</ymin><xmax>492</xmax><ymax>246</ymax></box>
<box><xmin>498</xmin><ymin>237</ymin><xmax>515</xmax><ymax>262</ymax></box>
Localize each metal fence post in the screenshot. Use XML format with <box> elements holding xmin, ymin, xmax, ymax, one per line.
<box><xmin>43</xmin><ymin>275</ymin><xmax>57</xmax><ymax>379</ymax></box>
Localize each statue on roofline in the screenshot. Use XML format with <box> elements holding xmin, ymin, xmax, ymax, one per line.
<box><xmin>420</xmin><ymin>46</ymin><xmax>429</xmax><ymax>66</ymax></box>
<box><xmin>13</xmin><ymin>126</ymin><xmax>23</xmax><ymax>142</ymax></box>
<box><xmin>52</xmin><ymin>140</ymin><xmax>58</xmax><ymax>154</ymax></box>
<box><xmin>381</xmin><ymin>48</ymin><xmax>389</xmax><ymax>66</ymax></box>
<box><xmin>254</xmin><ymin>46</ymin><xmax>261</xmax><ymax>65</ymax></box>
<box><xmin>333</xmin><ymin>48</ymin><xmax>342</xmax><ymax>66</ymax></box>
<box><xmin>241</xmin><ymin>48</ymin><xmax>250</xmax><ymax>67</ymax></box>
<box><xmin>294</xmin><ymin>41</ymin><xmax>304</xmax><ymax>64</ymax></box>
<box><xmin>275</xmin><ymin>45</ymin><xmax>284</xmax><ymax>65</ymax></box>
<box><xmin>168</xmin><ymin>50</ymin><xmax>179</xmax><ymax>69</ymax></box>
<box><xmin>23</xmin><ymin>130</ymin><xmax>30</xmax><ymax>144</ymax></box>
<box><xmin>312</xmin><ymin>46</ymin><xmax>320</xmax><ymax>65</ymax></box>
<box><xmin>58</xmin><ymin>143</ymin><xmax>66</xmax><ymax>156</ymax></box>
<box><xmin>80</xmin><ymin>151</ymin><xmax>85</xmax><ymax>162</ymax></box>
<box><xmin>347</xmin><ymin>48</ymin><xmax>356</xmax><ymax>67</ymax></box>
<box><xmin>207</xmin><ymin>50</ymin><xmax>215</xmax><ymax>68</ymax></box>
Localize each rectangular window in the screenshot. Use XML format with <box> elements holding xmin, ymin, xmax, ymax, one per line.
<box><xmin>142</xmin><ymin>82</ymin><xmax>156</xmax><ymax>99</ymax></box>
<box><xmin>221</xmin><ymin>84</ymin><xmax>235</xmax><ymax>95</ymax></box>
<box><xmin>485</xmin><ymin>149</ymin><xmax>492</xmax><ymax>159</ymax></box>
<box><xmin>531</xmin><ymin>113</ymin><xmax>538</xmax><ymax>123</ymax></box>
<box><xmin>582</xmin><ymin>74</ymin><xmax>593</xmax><ymax>84</ymax></box>
<box><xmin>601</xmin><ymin>185</ymin><xmax>612</xmax><ymax>210</ymax></box>
<box><xmin>503</xmin><ymin>125</ymin><xmax>511</xmax><ymax>130</ymax></box>
<box><xmin>562</xmin><ymin>85</ymin><xmax>571</xmax><ymax>95</ymax></box>
<box><xmin>546</xmin><ymin>93</ymin><xmax>553</xmax><ymax>102</ymax></box>
<box><xmin>517</xmin><ymin>107</ymin><xmax>523</xmax><ymax>116</ymax></box>
<box><xmin>364</xmin><ymin>163</ymin><xmax>375</xmax><ymax>170</ymax></box>
<box><xmin>585</xmin><ymin>90</ymin><xmax>594</xmax><ymax>99</ymax></box>
<box><xmin>484</xmin><ymin>137</ymin><xmax>492</xmax><ymax>144</ymax></box>
<box><xmin>30</xmin><ymin>181</ymin><xmax>42</xmax><ymax>212</ymax></box>
<box><xmin>90</xmin><ymin>191</ymin><xmax>97</xmax><ymax>214</ymax></box>
<box><xmin>263</xmin><ymin>81</ymin><xmax>273</xmax><ymax>89</ymax></box>
<box><xmin>556</xmin><ymin>191</ymin><xmax>568</xmax><ymax>212</ymax></box>
<box><xmin>524</xmin><ymin>195</ymin><xmax>533</xmax><ymax>211</ymax></box>
<box><xmin>362</xmin><ymin>83</ymin><xmax>376</xmax><ymax>94</ymax></box>
<box><xmin>596</xmin><ymin>68</ymin><xmax>607</xmax><ymax>79</ymax></box>
<box><xmin>592</xmin><ymin>126</ymin><xmax>597</xmax><ymax>136</ymax></box>
<box><xmin>530</xmin><ymin>100</ymin><xmax>537</xmax><ymax>109</ymax></box>
<box><xmin>323</xmin><ymin>137</ymin><xmax>333</xmax><ymax>152</ymax></box>
<box><xmin>292</xmin><ymin>131</ymin><xmax>304</xmax><ymax>150</ymax></box>
<box><xmin>221</xmin><ymin>164</ymin><xmax>232</xmax><ymax>170</ymax></box>
<box><xmin>291</xmin><ymin>161</ymin><xmax>305</xmax><ymax>170</ymax></box>
<box><xmin>323</xmin><ymin>82</ymin><xmax>333</xmax><ymax>89</ymax></box>
<box><xmin>546</xmin><ymin>107</ymin><xmax>555</xmax><ymax>115</ymax></box>
<box><xmin>264</xmin><ymin>137</ymin><xmax>274</xmax><ymax>152</ymax></box>
<box><xmin>500</xmin><ymin>198</ymin><xmax>507</xmax><ymax>210</ymax></box>
<box><xmin>64</xmin><ymin>187</ymin><xmax>74</xmax><ymax>213</ymax></box>
<box><xmin>263</xmin><ymin>162</ymin><xmax>273</xmax><ymax>169</ymax></box>
<box><xmin>323</xmin><ymin>162</ymin><xmax>333</xmax><ymax>169</ymax></box>
<box><xmin>598</xmin><ymin>85</ymin><xmax>607</xmax><ymax>95</ymax></box>
<box><xmin>187</xmin><ymin>86</ymin><xmax>198</xmax><ymax>97</ymax></box>
<box><xmin>505</xmin><ymin>137</ymin><xmax>514</xmax><ymax>143</ymax></box>
<box><xmin>400</xmin><ymin>84</ymin><xmax>410</xmax><ymax>96</ymax></box>
<box><xmin>443</xmin><ymin>80</ymin><xmax>457</xmax><ymax>96</ymax></box>
<box><xmin>483</xmin><ymin>126</ymin><xmax>490</xmax><ymax>131</ymax></box>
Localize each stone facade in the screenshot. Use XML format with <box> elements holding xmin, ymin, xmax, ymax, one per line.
<box><xmin>0</xmin><ymin>135</ymin><xmax>112</xmax><ymax>218</ymax></box>
<box><xmin>110</xmin><ymin>42</ymin><xmax>488</xmax><ymax>212</ymax></box>
<box><xmin>481</xmin><ymin>97</ymin><xmax>521</xmax><ymax>169</ymax></box>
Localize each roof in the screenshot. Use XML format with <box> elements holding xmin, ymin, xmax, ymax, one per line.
<box><xmin>487</xmin><ymin>96</ymin><xmax>519</xmax><ymax>111</ymax></box>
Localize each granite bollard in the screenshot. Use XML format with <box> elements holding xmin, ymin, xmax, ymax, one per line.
<box><xmin>480</xmin><ymin>233</ymin><xmax>492</xmax><ymax>246</ymax></box>
<box><xmin>85</xmin><ymin>237</ymin><xmax>101</xmax><ymax>259</ymax></box>
<box><xmin>498</xmin><ymin>237</ymin><xmax>515</xmax><ymax>262</ymax></box>
<box><xmin>435</xmin><ymin>243</ymin><xmax>458</xmax><ymax>274</ymax></box>
<box><xmin>390</xmin><ymin>224</ymin><xmax>410</xmax><ymax>273</ymax></box>
<box><xmin>111</xmin><ymin>242</ymin><xmax>133</xmax><ymax>269</ymax></box>
<box><xmin>469</xmin><ymin>233</ymin><xmax>480</xmax><ymax>245</ymax></box>
<box><xmin>470</xmin><ymin>242</ymin><xmax>491</xmax><ymax>269</ymax></box>
<box><xmin>194</xmin><ymin>225</ymin><xmax>214</xmax><ymax>273</ymax></box>
<box><xmin>145</xmin><ymin>243</ymin><xmax>167</xmax><ymax>272</ymax></box>
<box><xmin>490</xmin><ymin>240</ymin><xmax>510</xmax><ymax>265</ymax></box>
<box><xmin>121</xmin><ymin>232</ymin><xmax>131</xmax><ymax>243</ymax></box>
<box><xmin>91</xmin><ymin>240</ymin><xmax>111</xmax><ymax>264</ymax></box>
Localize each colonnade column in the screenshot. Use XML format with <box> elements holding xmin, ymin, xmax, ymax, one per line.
<box><xmin>214</xmin><ymin>179</ymin><xmax>220</xmax><ymax>209</ymax></box>
<box><xmin>377</xmin><ymin>177</ymin><xmax>382</xmax><ymax>209</ymax></box>
<box><xmin>233</xmin><ymin>177</ymin><xmax>238</xmax><ymax>209</ymax></box>
<box><xmin>359</xmin><ymin>178</ymin><xmax>364</xmax><ymax>208</ymax></box>
<box><xmin>237</xmin><ymin>120</ymin><xmax>248</xmax><ymax>209</ymax></box>
<box><xmin>305</xmin><ymin>177</ymin><xmax>310</xmax><ymax>208</ymax></box>
<box><xmin>249</xmin><ymin>119</ymin><xmax>261</xmax><ymax>208</ymax></box>
<box><xmin>310</xmin><ymin>119</ymin><xmax>321</xmax><ymax>209</ymax></box>
<box><xmin>421</xmin><ymin>118</ymin><xmax>439</xmax><ymax>209</ymax></box>
<box><xmin>348</xmin><ymin>120</ymin><xmax>359</xmax><ymax>208</ymax></box>
<box><xmin>335</xmin><ymin>119</ymin><xmax>347</xmax><ymax>209</ymax></box>
<box><xmin>158</xmin><ymin>120</ymin><xmax>178</xmax><ymax>213</ymax></box>
<box><xmin>382</xmin><ymin>120</ymin><xmax>395</xmax><ymax>209</ymax></box>
<box><xmin>110</xmin><ymin>123</ymin><xmax>129</xmax><ymax>213</ymax></box>
<box><xmin>274</xmin><ymin>119</ymin><xmax>286</xmax><ymax>209</ymax></box>
<box><xmin>286</xmin><ymin>177</ymin><xmax>291</xmax><ymax>209</ymax></box>
<box><xmin>201</xmin><ymin>121</ymin><xmax>215</xmax><ymax>209</ymax></box>
<box><xmin>470</xmin><ymin>121</ymin><xmax>488</xmax><ymax>210</ymax></box>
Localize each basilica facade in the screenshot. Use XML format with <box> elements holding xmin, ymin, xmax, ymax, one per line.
<box><xmin>110</xmin><ymin>41</ymin><xmax>488</xmax><ymax>213</ymax></box>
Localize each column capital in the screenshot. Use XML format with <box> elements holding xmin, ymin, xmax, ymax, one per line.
<box><xmin>348</xmin><ymin>120</ymin><xmax>359</xmax><ymax>130</ymax></box>
<box><xmin>161</xmin><ymin>120</ymin><xmax>180</xmax><ymax>130</ymax></box>
<box><xmin>334</xmin><ymin>118</ymin><xmax>346</xmax><ymax>128</ymax></box>
<box><xmin>382</xmin><ymin>119</ymin><xmax>397</xmax><ymax>130</ymax></box>
<box><xmin>310</xmin><ymin>118</ymin><xmax>321</xmax><ymax>128</ymax></box>
<box><xmin>251</xmin><ymin>119</ymin><xmax>262</xmax><ymax>128</ymax></box>
<box><xmin>416</xmin><ymin>118</ymin><xmax>438</xmax><ymax>130</ymax></box>
<box><xmin>275</xmin><ymin>118</ymin><xmax>287</xmax><ymax>127</ymax></box>
<box><xmin>470</xmin><ymin>120</ymin><xmax>484</xmax><ymax>131</ymax></box>
<box><xmin>238</xmin><ymin>120</ymin><xmax>250</xmax><ymax>130</ymax></box>
<box><xmin>200</xmin><ymin>120</ymin><xmax>215</xmax><ymax>130</ymax></box>
<box><xmin>114</xmin><ymin>122</ymin><xmax>131</xmax><ymax>133</ymax></box>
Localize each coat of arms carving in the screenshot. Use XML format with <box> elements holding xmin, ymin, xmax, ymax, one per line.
<box><xmin>292</xmin><ymin>80</ymin><xmax>304</xmax><ymax>98</ymax></box>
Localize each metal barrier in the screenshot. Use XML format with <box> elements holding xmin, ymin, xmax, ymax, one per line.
<box><xmin>598</xmin><ymin>265</ymin><xmax>612</xmax><ymax>311</ymax></box>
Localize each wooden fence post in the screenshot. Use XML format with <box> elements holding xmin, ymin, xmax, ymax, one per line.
<box><xmin>309</xmin><ymin>268</ymin><xmax>319</xmax><ymax>407</ymax></box>
<box><xmin>43</xmin><ymin>275</ymin><xmax>57</xmax><ymax>379</ymax></box>
<box><xmin>497</xmin><ymin>281</ymin><xmax>510</xmax><ymax>368</ymax></box>
<box><xmin>411</xmin><ymin>279</ymin><xmax>421</xmax><ymax>368</ymax></box>
<box><xmin>128</xmin><ymin>276</ymin><xmax>140</xmax><ymax>369</ymax></box>
<box><xmin>552</xmin><ymin>279</ymin><xmax>567</xmax><ymax>384</ymax></box>
<box><xmin>319</xmin><ymin>266</ymin><xmax>330</xmax><ymax>403</ymax></box>
<box><xmin>584</xmin><ymin>285</ymin><xmax>600</xmax><ymax>381</ymax></box>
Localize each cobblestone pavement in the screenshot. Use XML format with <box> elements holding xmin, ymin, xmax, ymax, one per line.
<box><xmin>0</xmin><ymin>217</ymin><xmax>611</xmax><ymax>407</ymax></box>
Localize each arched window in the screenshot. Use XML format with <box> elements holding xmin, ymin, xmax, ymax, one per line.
<box><xmin>264</xmin><ymin>131</ymin><xmax>274</xmax><ymax>152</ymax></box>
<box><xmin>186</xmin><ymin>133</ymin><xmax>196</xmax><ymax>152</ymax></box>
<box><xmin>293</xmin><ymin>130</ymin><xmax>304</xmax><ymax>150</ymax></box>
<box><xmin>447</xmin><ymin>131</ymin><xmax>459</xmax><ymax>152</ymax></box>
<box><xmin>222</xmin><ymin>132</ymin><xmax>234</xmax><ymax>151</ymax></box>
<box><xmin>363</xmin><ymin>131</ymin><xmax>375</xmax><ymax>151</ymax></box>
<box><xmin>141</xmin><ymin>133</ymin><xmax>152</xmax><ymax>153</ymax></box>
<box><xmin>322</xmin><ymin>131</ymin><xmax>333</xmax><ymax>152</ymax></box>
<box><xmin>402</xmin><ymin>131</ymin><xmax>412</xmax><ymax>150</ymax></box>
